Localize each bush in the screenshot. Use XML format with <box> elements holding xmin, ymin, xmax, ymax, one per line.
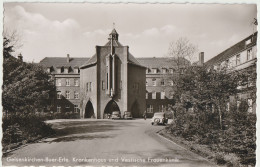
<box><xmin>168</xmin><ymin>100</ymin><xmax>256</xmax><ymax>166</ymax></box>
<box><xmin>2</xmin><ymin>113</ymin><xmax>55</xmax><ymax>150</ymax></box>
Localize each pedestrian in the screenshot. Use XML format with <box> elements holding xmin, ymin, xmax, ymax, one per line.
<box><xmin>143</xmin><ymin>111</ymin><xmax>147</xmax><ymax>120</ymax></box>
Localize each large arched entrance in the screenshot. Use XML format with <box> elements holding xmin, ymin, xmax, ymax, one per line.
<box><xmin>131</xmin><ymin>100</ymin><xmax>140</xmax><ymax>118</ymax></box>
<box><xmin>104</xmin><ymin>100</ymin><xmax>120</xmax><ymax>118</ymax></box>
<box><xmin>85</xmin><ymin>101</ymin><xmax>95</xmax><ymax>118</ymax></box>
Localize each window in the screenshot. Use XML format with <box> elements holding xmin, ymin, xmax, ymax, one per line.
<box><xmin>169</xmin><ymin>80</ymin><xmax>174</xmax><ymax>86</ymax></box>
<box><xmin>57</xmin><ymin>68</ymin><xmax>61</xmax><ymax>74</ymax></box>
<box><xmin>74</xmin><ymin>91</ymin><xmax>79</xmax><ymax>99</ymax></box>
<box><xmin>161</xmin><ymin>92</ymin><xmax>165</xmax><ymax>99</ymax></box>
<box><xmin>47</xmin><ymin>68</ymin><xmax>51</xmax><ymax>73</ymax></box>
<box><xmin>248</xmin><ymin>99</ymin><xmax>253</xmax><ymax>113</ymax></box>
<box><xmin>74</xmin><ymin>68</ymin><xmax>79</xmax><ymax>73</ymax></box>
<box><xmin>245</xmin><ymin>38</ymin><xmax>252</xmax><ymax>45</ymax></box>
<box><xmin>74</xmin><ymin>105</ymin><xmax>79</xmax><ymax>112</ymax></box>
<box><xmin>247</xmin><ymin>49</ymin><xmax>253</xmax><ymax>60</ymax></box>
<box><xmin>225</xmin><ymin>59</ymin><xmax>230</xmax><ymax>68</ymax></box>
<box><xmin>169</xmin><ymin>68</ymin><xmax>174</xmax><ymax>73</ymax></box>
<box><xmin>159</xmin><ymin>105</ymin><xmax>166</xmax><ymax>112</ymax></box>
<box><xmin>102</xmin><ymin>81</ymin><xmax>105</xmax><ymax>90</ymax></box>
<box><xmin>57</xmin><ymin>105</ymin><xmax>61</xmax><ymax>112</ymax></box>
<box><xmin>65</xmin><ymin>104</ymin><xmax>70</xmax><ymax>108</ymax></box>
<box><xmin>152</xmin><ymin>79</ymin><xmax>156</xmax><ymax>86</ymax></box>
<box><xmin>236</xmin><ymin>54</ymin><xmax>240</xmax><ymax>65</ymax></box>
<box><xmin>152</xmin><ymin>68</ymin><xmax>158</xmax><ymax>73</ymax></box>
<box><xmin>57</xmin><ymin>92</ymin><xmax>62</xmax><ymax>99</ymax></box>
<box><xmin>66</xmin><ymin>79</ymin><xmax>70</xmax><ymax>86</ymax></box>
<box><xmin>86</xmin><ymin>82</ymin><xmax>92</xmax><ymax>92</ymax></box>
<box><xmin>64</xmin><ymin>68</ymin><xmax>69</xmax><ymax>74</ymax></box>
<box><xmin>162</xmin><ymin>68</ymin><xmax>167</xmax><ymax>73</ymax></box>
<box><xmin>89</xmin><ymin>82</ymin><xmax>92</xmax><ymax>91</ymax></box>
<box><xmin>146</xmin><ymin>93</ymin><xmax>148</xmax><ymax>99</ymax></box>
<box><xmin>161</xmin><ymin>80</ymin><xmax>165</xmax><ymax>86</ymax></box>
<box><xmin>226</xmin><ymin>102</ymin><xmax>230</xmax><ymax>112</ymax></box>
<box><xmin>65</xmin><ymin>91</ymin><xmax>70</xmax><ymax>99</ymax></box>
<box><xmin>74</xmin><ymin>79</ymin><xmax>79</xmax><ymax>86</ymax></box>
<box><xmin>147</xmin><ymin>105</ymin><xmax>153</xmax><ymax>113</ymax></box>
<box><xmin>237</xmin><ymin>100</ymin><xmax>241</xmax><ymax>109</ymax></box>
<box><xmin>146</xmin><ymin>81</ymin><xmax>148</xmax><ymax>86</ymax></box>
<box><xmin>56</xmin><ymin>79</ymin><xmax>61</xmax><ymax>86</ymax></box>
<box><xmin>152</xmin><ymin>92</ymin><xmax>156</xmax><ymax>99</ymax></box>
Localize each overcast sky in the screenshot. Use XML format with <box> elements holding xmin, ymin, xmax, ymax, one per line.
<box><xmin>3</xmin><ymin>3</ymin><xmax>257</xmax><ymax>63</ymax></box>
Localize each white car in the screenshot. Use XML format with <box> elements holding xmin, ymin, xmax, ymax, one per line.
<box><xmin>151</xmin><ymin>112</ymin><xmax>168</xmax><ymax>125</ymax></box>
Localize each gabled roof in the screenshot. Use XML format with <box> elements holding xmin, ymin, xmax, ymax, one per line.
<box><xmin>137</xmin><ymin>57</ymin><xmax>190</xmax><ymax>69</ymax></box>
<box><xmin>40</xmin><ymin>57</ymin><xmax>89</xmax><ymax>70</ymax></box>
<box><xmin>205</xmin><ymin>32</ymin><xmax>257</xmax><ymax>67</ymax></box>
<box><xmin>81</xmin><ymin>30</ymin><xmax>144</xmax><ymax>68</ymax></box>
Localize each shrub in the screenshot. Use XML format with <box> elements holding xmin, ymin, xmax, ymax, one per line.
<box><xmin>2</xmin><ymin>113</ymin><xmax>55</xmax><ymax>149</ymax></box>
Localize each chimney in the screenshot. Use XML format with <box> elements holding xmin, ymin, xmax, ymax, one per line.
<box><xmin>18</xmin><ymin>53</ymin><xmax>23</xmax><ymax>61</ymax></box>
<box><xmin>199</xmin><ymin>52</ymin><xmax>204</xmax><ymax>65</ymax></box>
<box><xmin>67</xmin><ymin>54</ymin><xmax>70</xmax><ymax>63</ymax></box>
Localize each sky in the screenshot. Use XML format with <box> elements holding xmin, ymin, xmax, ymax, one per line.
<box><xmin>3</xmin><ymin>3</ymin><xmax>257</xmax><ymax>63</ymax></box>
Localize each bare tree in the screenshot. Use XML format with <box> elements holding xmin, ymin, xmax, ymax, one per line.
<box><xmin>165</xmin><ymin>37</ymin><xmax>198</xmax><ymax>119</ymax></box>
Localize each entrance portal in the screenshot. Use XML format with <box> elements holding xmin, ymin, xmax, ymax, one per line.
<box><xmin>85</xmin><ymin>101</ymin><xmax>95</xmax><ymax>118</ymax></box>
<box><xmin>104</xmin><ymin>100</ymin><xmax>120</xmax><ymax>118</ymax></box>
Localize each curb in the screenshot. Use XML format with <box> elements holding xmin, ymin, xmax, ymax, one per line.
<box><xmin>156</xmin><ymin>129</ymin><xmax>218</xmax><ymax>167</ymax></box>
<box><xmin>3</xmin><ymin>134</ymin><xmax>56</xmax><ymax>156</ymax></box>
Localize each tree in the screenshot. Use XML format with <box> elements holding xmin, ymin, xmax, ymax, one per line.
<box><xmin>166</xmin><ymin>38</ymin><xmax>198</xmax><ymax>118</ymax></box>
<box><xmin>2</xmin><ymin>33</ymin><xmax>55</xmax><ymax>115</ymax></box>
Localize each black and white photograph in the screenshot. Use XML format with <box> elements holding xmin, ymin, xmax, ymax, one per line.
<box><xmin>2</xmin><ymin>1</ymin><xmax>258</xmax><ymax>167</ymax></box>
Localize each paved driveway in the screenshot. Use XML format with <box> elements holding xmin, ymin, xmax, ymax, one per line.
<box><xmin>2</xmin><ymin>119</ymin><xmax>215</xmax><ymax>167</ymax></box>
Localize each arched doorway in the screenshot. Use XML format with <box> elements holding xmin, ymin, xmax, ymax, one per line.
<box><xmin>104</xmin><ymin>100</ymin><xmax>120</xmax><ymax>118</ymax></box>
<box><xmin>85</xmin><ymin>101</ymin><xmax>95</xmax><ymax>118</ymax></box>
<box><xmin>131</xmin><ymin>100</ymin><xmax>140</xmax><ymax>118</ymax></box>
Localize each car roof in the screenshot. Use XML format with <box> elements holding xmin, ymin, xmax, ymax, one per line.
<box><xmin>154</xmin><ymin>112</ymin><xmax>164</xmax><ymax>115</ymax></box>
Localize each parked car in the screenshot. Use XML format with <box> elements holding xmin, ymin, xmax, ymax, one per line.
<box><xmin>123</xmin><ymin>111</ymin><xmax>133</xmax><ymax>119</ymax></box>
<box><xmin>111</xmin><ymin>111</ymin><xmax>121</xmax><ymax>120</ymax></box>
<box><xmin>151</xmin><ymin>112</ymin><xmax>168</xmax><ymax>125</ymax></box>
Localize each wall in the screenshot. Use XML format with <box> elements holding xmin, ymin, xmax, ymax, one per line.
<box><xmin>127</xmin><ymin>64</ymin><xmax>146</xmax><ymax>118</ymax></box>
<box><xmin>80</xmin><ymin>65</ymin><xmax>97</xmax><ymax>118</ymax></box>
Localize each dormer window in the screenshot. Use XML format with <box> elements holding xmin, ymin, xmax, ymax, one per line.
<box><xmin>74</xmin><ymin>67</ymin><xmax>79</xmax><ymax>73</ymax></box>
<box><xmin>162</xmin><ymin>68</ymin><xmax>167</xmax><ymax>73</ymax></box>
<box><xmin>64</xmin><ymin>68</ymin><xmax>69</xmax><ymax>73</ymax></box>
<box><xmin>146</xmin><ymin>68</ymin><xmax>150</xmax><ymax>74</ymax></box>
<box><xmin>152</xmin><ymin>68</ymin><xmax>158</xmax><ymax>73</ymax></box>
<box><xmin>57</xmin><ymin>68</ymin><xmax>62</xmax><ymax>74</ymax></box>
<box><xmin>169</xmin><ymin>68</ymin><xmax>174</xmax><ymax>73</ymax></box>
<box><xmin>64</xmin><ymin>66</ymin><xmax>70</xmax><ymax>73</ymax></box>
<box><xmin>245</xmin><ymin>38</ymin><xmax>252</xmax><ymax>45</ymax></box>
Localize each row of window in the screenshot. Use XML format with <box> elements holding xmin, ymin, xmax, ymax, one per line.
<box><xmin>146</xmin><ymin>68</ymin><xmax>176</xmax><ymax>74</ymax></box>
<box><xmin>214</xmin><ymin>48</ymin><xmax>255</xmax><ymax>70</ymax></box>
<box><xmin>146</xmin><ymin>92</ymin><xmax>166</xmax><ymax>99</ymax></box>
<box><xmin>146</xmin><ymin>104</ymin><xmax>168</xmax><ymax>113</ymax></box>
<box><xmin>57</xmin><ymin>91</ymin><xmax>79</xmax><ymax>99</ymax></box>
<box><xmin>56</xmin><ymin>78</ymin><xmax>79</xmax><ymax>87</ymax></box>
<box><xmin>48</xmin><ymin>67</ymin><xmax>80</xmax><ymax>74</ymax></box>
<box><xmin>146</xmin><ymin>79</ymin><xmax>174</xmax><ymax>86</ymax></box>
<box><xmin>57</xmin><ymin>104</ymin><xmax>80</xmax><ymax>113</ymax></box>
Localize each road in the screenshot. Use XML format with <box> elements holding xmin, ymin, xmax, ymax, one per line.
<box><xmin>2</xmin><ymin>119</ymin><xmax>215</xmax><ymax>167</ymax></box>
